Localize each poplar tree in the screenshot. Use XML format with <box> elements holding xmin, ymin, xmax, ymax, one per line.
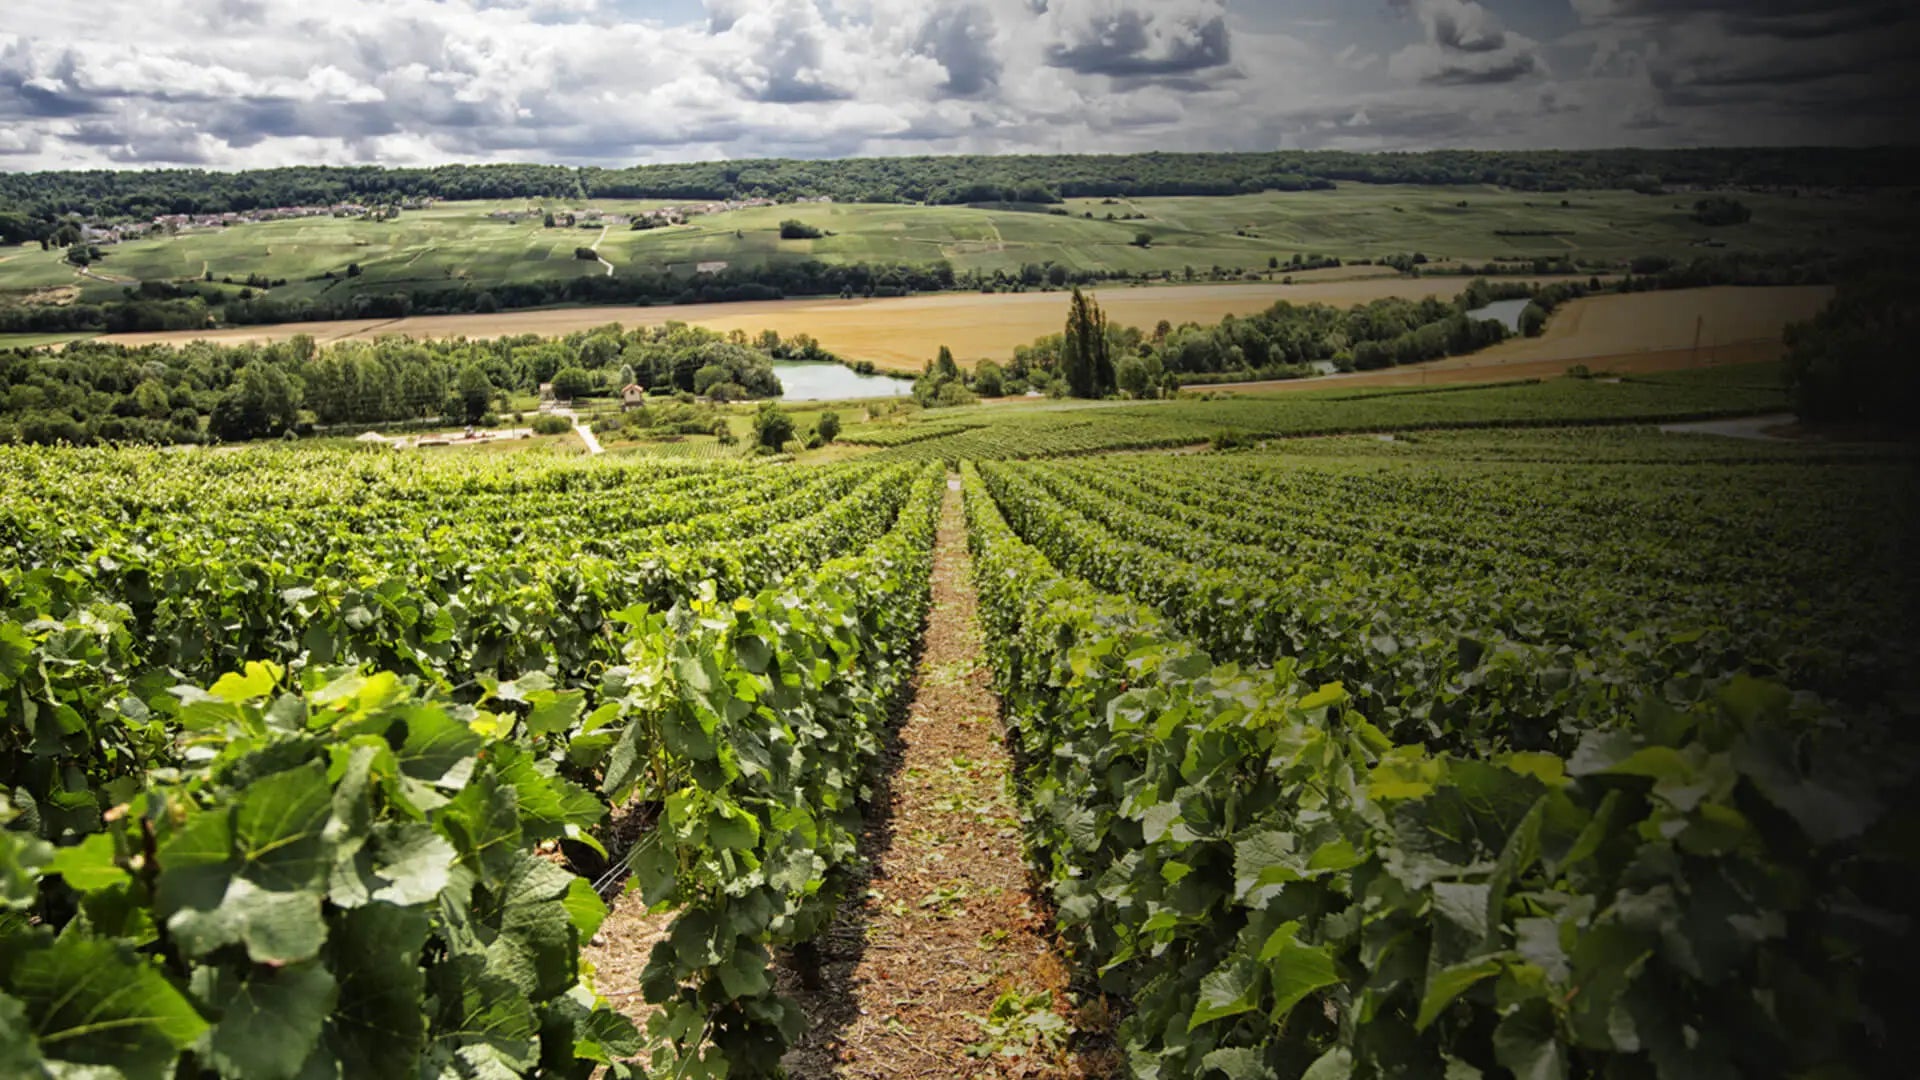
<box><xmin>1063</xmin><ymin>288</ymin><xmax>1113</xmax><ymax>398</ymax></box>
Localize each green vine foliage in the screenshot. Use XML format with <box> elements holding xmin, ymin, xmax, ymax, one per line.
<box><xmin>1</xmin><ymin>663</ymin><xmax>640</xmax><ymax>1079</ymax></box>
<box><xmin>0</xmin><ymin>450</ymin><xmax>948</xmax><ymax>1078</ymax></box>
<box><xmin>621</xmin><ymin>464</ymin><xmax>942</xmax><ymax>1077</ymax></box>
<box><xmin>962</xmin><ymin>464</ymin><xmax>1916</xmax><ymax>1080</ymax></box>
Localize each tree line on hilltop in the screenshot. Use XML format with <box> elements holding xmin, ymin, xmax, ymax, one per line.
<box><xmin>3</xmin><ymin>147</ymin><xmax>1912</xmax><ymax>230</ymax></box>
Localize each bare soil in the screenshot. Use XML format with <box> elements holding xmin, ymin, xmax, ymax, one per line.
<box><xmin>778</xmin><ymin>481</ymin><xmax>1117</xmax><ymax>1079</ymax></box>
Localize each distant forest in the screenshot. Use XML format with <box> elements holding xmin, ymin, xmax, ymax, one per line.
<box><xmin>2</xmin><ymin>147</ymin><xmax>1913</xmax><ymax>225</ymax></box>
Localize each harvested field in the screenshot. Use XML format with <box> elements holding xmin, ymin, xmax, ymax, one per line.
<box><xmin>94</xmin><ymin>276</ymin><xmax>1567</xmax><ymax>370</ymax></box>
<box><xmin>1203</xmin><ymin>286</ymin><xmax>1829</xmax><ymax>395</ymax></box>
<box><xmin>1470</xmin><ymin>285</ymin><xmax>1832</xmax><ymax>363</ymax></box>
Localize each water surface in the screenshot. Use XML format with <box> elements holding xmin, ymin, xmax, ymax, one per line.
<box><xmin>774</xmin><ymin>361</ymin><xmax>914</xmax><ymax>401</ymax></box>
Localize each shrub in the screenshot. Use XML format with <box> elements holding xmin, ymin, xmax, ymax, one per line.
<box><xmin>1692</xmin><ymin>195</ymin><xmax>1753</xmax><ymax>227</ymax></box>
<box><xmin>1786</xmin><ymin>274</ymin><xmax>1920</xmax><ymax>428</ymax></box>
<box><xmin>1210</xmin><ymin>428</ymin><xmax>1254</xmax><ymax>451</ymax></box>
<box><xmin>752</xmin><ymin>402</ymin><xmax>794</xmax><ymax>449</ymax></box>
<box><xmin>935</xmin><ymin>381</ymin><xmax>978</xmax><ymax>408</ymax></box>
<box><xmin>531</xmin><ymin>414</ymin><xmax>572</xmax><ymax>435</ymax></box>
<box><xmin>551</xmin><ymin>366</ymin><xmax>595</xmax><ymax>401</ymax></box>
<box><xmin>972</xmin><ymin>361</ymin><xmax>1005</xmax><ymax>399</ymax></box>
<box><xmin>816</xmin><ymin>411</ymin><xmax>841</xmax><ymax>443</ymax></box>
<box><xmin>779</xmin><ymin>220</ymin><xmax>823</xmax><ymax>240</ymax></box>
<box><xmin>1519</xmin><ymin>301</ymin><xmax>1549</xmax><ymax>337</ymax></box>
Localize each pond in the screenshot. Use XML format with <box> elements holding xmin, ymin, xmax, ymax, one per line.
<box><xmin>773</xmin><ymin>361</ymin><xmax>915</xmax><ymax>401</ymax></box>
<box><xmin>1464</xmin><ymin>298</ymin><xmax>1531</xmax><ymax>333</ymax></box>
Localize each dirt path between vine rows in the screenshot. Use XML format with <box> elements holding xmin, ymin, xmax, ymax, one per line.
<box><xmin>780</xmin><ymin>479</ymin><xmax>1116</xmax><ymax>1079</ymax></box>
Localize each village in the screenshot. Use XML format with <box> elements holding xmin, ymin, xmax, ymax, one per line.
<box><xmin>487</xmin><ymin>194</ymin><xmax>832</xmax><ymax>229</ymax></box>
<box><xmin>77</xmin><ymin>197</ymin><xmax>437</xmax><ymax>246</ymax></box>
<box><xmin>59</xmin><ymin>191</ymin><xmax>837</xmax><ymax>249</ymax></box>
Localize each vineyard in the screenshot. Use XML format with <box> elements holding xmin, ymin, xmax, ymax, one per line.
<box><xmin>3</xmin><ymin>405</ymin><xmax>1916</xmax><ymax>1077</ymax></box>
<box><xmin>842</xmin><ymin>369</ymin><xmax>1794</xmax><ymax>462</ymax></box>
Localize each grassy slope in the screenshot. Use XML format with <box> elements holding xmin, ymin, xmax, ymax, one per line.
<box><xmin>4</xmin><ymin>185</ymin><xmax>1907</xmax><ymax>308</ymax></box>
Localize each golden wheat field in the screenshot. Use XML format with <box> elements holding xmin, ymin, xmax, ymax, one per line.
<box><xmin>94</xmin><ymin>280</ymin><xmax>1833</xmax><ymax>384</ymax></box>
<box><xmin>93</xmin><ymin>277</ymin><xmax>1525</xmax><ymax>369</ymax></box>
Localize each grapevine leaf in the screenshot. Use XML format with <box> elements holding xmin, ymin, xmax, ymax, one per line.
<box><xmin>211</xmin><ymin>661</ymin><xmax>281</xmax><ymax>705</ymax></box>
<box><xmin>48</xmin><ymin>831</ymin><xmax>129</xmax><ymax>893</ymax></box>
<box><xmin>1189</xmin><ymin>945</ymin><xmax>1262</xmax><ymax>1030</ymax></box>
<box><xmin>1233</xmin><ymin>830</ymin><xmax>1300</xmax><ymax>905</ymax></box>
<box><xmin>1</xmin><ymin>828</ymin><xmax>54</xmax><ymax>910</ymax></box>
<box><xmin>1301</xmin><ymin>1046</ymin><xmax>1353</xmax><ymax>1080</ymax></box>
<box><xmin>234</xmin><ymin>761</ymin><xmax>333</xmax><ymax>892</ymax></box>
<box><xmin>628</xmin><ymin>839</ymin><xmax>680</xmax><ymax>907</ymax></box>
<box><xmin>326</xmin><ymin>902</ymin><xmax>430</xmax><ymax>1080</ymax></box>
<box><xmin>524</xmin><ymin>690</ymin><xmax>586</xmax><ymax>738</ymax></box>
<box><xmin>1417</xmin><ymin>956</ymin><xmax>1505</xmax><ymax>1031</ymax></box>
<box><xmin>491</xmin><ymin>744</ymin><xmax>603</xmax><ymax>840</ymax></box>
<box><xmin>429</xmin><ymin>965</ymin><xmax>539</xmax><ymax>1074</ymax></box>
<box><xmin>1200</xmin><ymin>1045</ymin><xmax>1274</xmax><ymax>1080</ymax></box>
<box><xmin>1493</xmin><ymin>999</ymin><xmax>1568</xmax><ymax>1080</ymax></box>
<box><xmin>440</xmin><ymin>772</ymin><xmax>523</xmax><ymax>888</ymax></box>
<box><xmin>0</xmin><ymin>992</ymin><xmax>47</xmax><ymax>1077</ymax></box>
<box><xmin>716</xmin><ymin>938</ymin><xmax>772</xmax><ymax>999</ymax></box>
<box><xmin>1260</xmin><ymin>922</ymin><xmax>1339</xmax><ymax>1021</ymax></box>
<box><xmin>488</xmin><ymin>854</ymin><xmax>580</xmax><ymax>999</ymax></box>
<box><xmin>202</xmin><ymin>961</ymin><xmax>339</xmax><ymax>1080</ymax></box>
<box><xmin>5</xmin><ymin>933</ymin><xmax>208</xmax><ymax>1080</ymax></box>
<box><xmin>563</xmin><ymin>877</ymin><xmax>608</xmax><ymax>940</ymax></box>
<box><xmin>395</xmin><ymin>706</ymin><xmax>483</xmax><ymax>791</ymax></box>
<box><xmin>367</xmin><ymin>822</ymin><xmax>456</xmax><ymax>907</ymax></box>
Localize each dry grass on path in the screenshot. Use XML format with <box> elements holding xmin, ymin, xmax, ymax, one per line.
<box><xmin>779</xmin><ymin>481</ymin><xmax>1116</xmax><ymax>1080</ymax></box>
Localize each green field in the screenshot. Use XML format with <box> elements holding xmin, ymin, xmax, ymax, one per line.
<box><xmin>0</xmin><ymin>331</ymin><xmax>98</xmax><ymax>350</ymax></box>
<box><xmin>3</xmin><ymin>184</ymin><xmax>1907</xmax><ymax>309</ymax></box>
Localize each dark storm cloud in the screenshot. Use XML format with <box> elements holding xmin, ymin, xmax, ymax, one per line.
<box><xmin>1</xmin><ymin>78</ymin><xmax>102</xmax><ymax>119</ymax></box>
<box><xmin>0</xmin><ymin>47</ymin><xmax>98</xmax><ymax>119</ymax></box>
<box><xmin>203</xmin><ymin>100</ymin><xmax>402</xmax><ymax>147</ymax></box>
<box><xmin>1422</xmin><ymin>51</ymin><xmax>1537</xmax><ymax>85</ymax></box>
<box><xmin>916</xmin><ymin>4</ymin><xmax>1002</xmax><ymax>96</ymax></box>
<box><xmin>1043</xmin><ymin>5</ymin><xmax>1232</xmax><ymax>78</ymax></box>
<box><xmin>1428</xmin><ymin>8</ymin><xmax>1506</xmax><ymax>52</ymax></box>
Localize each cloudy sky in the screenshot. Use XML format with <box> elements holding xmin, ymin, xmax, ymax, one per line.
<box><xmin>2</xmin><ymin>0</ymin><xmax>1915</xmax><ymax>171</ymax></box>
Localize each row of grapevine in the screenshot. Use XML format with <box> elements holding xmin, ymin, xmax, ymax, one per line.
<box><xmin>864</xmin><ymin>376</ymin><xmax>1795</xmax><ymax>463</ymax></box>
<box><xmin>975</xmin><ymin>451</ymin><xmax>1915</xmax><ymax>753</ymax></box>
<box><xmin>1</xmin><ymin>448</ymin><xmax>947</xmax><ymax>1077</ymax></box>
<box><xmin>963</xmin><ymin>462</ymin><xmax>1913</xmax><ymax>1079</ymax></box>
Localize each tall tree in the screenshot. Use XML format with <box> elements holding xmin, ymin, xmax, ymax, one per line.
<box><xmin>1062</xmin><ymin>288</ymin><xmax>1113</xmax><ymax>398</ymax></box>
<box><xmin>457</xmin><ymin>364</ymin><xmax>493</xmax><ymax>424</ymax></box>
